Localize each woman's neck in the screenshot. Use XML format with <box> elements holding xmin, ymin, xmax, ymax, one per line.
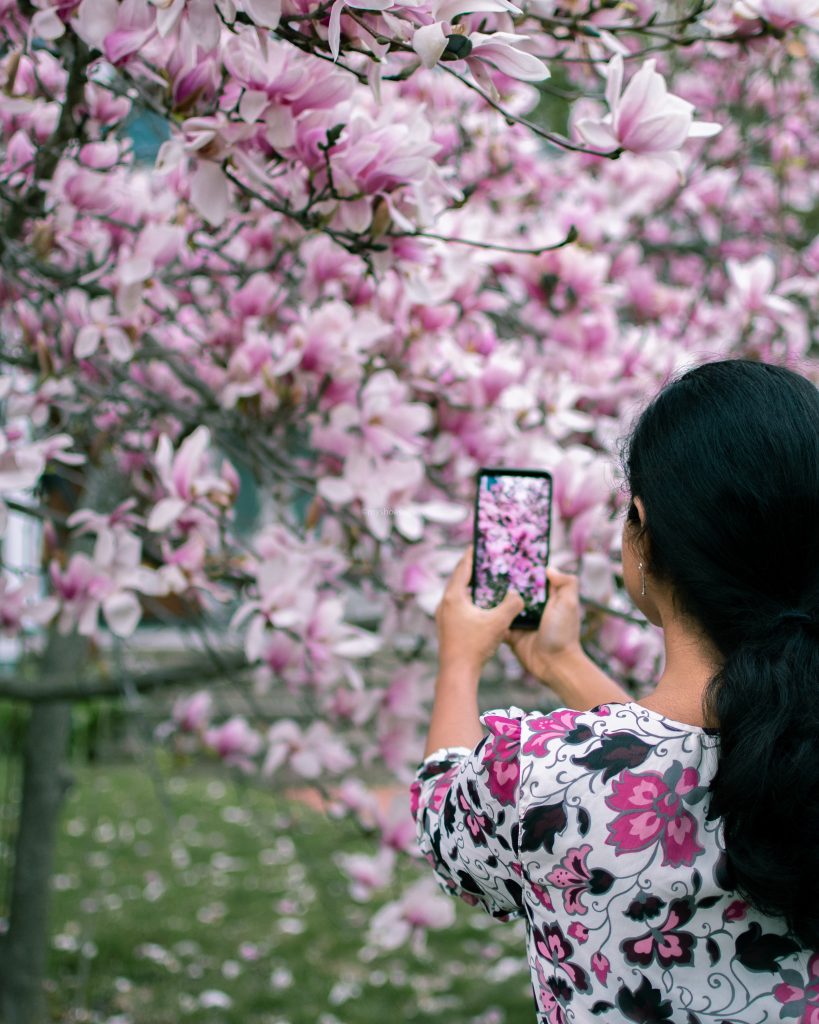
<box><xmin>637</xmin><ymin>615</ymin><xmax>722</xmax><ymax>729</ymax></box>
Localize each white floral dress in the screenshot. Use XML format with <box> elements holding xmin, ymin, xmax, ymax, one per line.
<box><xmin>410</xmin><ymin>702</ymin><xmax>818</xmax><ymax>1024</ymax></box>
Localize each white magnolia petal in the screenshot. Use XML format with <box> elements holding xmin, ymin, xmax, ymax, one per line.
<box><xmin>239</xmin><ymin>89</ymin><xmax>269</xmax><ymax>123</ymax></box>
<box><xmin>243</xmin><ymin>0</ymin><xmax>281</xmax><ymax>28</ymax></box>
<box><xmin>328</xmin><ymin>0</ymin><xmax>345</xmax><ymax>61</ymax></box>
<box><xmin>412</xmin><ymin>22</ymin><xmax>448</xmax><ymax>69</ymax></box>
<box><xmin>604</xmin><ymin>52</ymin><xmax>624</xmax><ymax>112</ymax></box>
<box><xmin>317</xmin><ymin>476</ymin><xmax>355</xmax><ymax>504</ymax></box>
<box><xmin>102</xmin><ymin>591</ymin><xmax>142</xmax><ymax>637</ymax></box>
<box><xmin>394</xmin><ymin>507</ymin><xmax>424</xmax><ymax>540</ymax></box>
<box><xmin>333</xmin><ymin>631</ymin><xmax>382</xmax><ymax>657</ymax></box>
<box><xmin>574</xmin><ymin>117</ymin><xmax>618</xmax><ymax>151</ymax></box>
<box><xmin>190</xmin><ymin>160</ymin><xmax>229</xmax><ymax>227</ymax></box>
<box><xmin>75</xmin><ymin>324</ymin><xmax>101</xmax><ymax>358</ymax></box>
<box><xmin>688</xmin><ymin>119</ymin><xmax>723</xmax><ymax>138</ymax></box>
<box><xmin>105</xmin><ymin>327</ymin><xmax>134</xmax><ymax>361</ymax></box>
<box><xmin>436</xmin><ymin>0</ymin><xmax>520</xmax><ymax>19</ymax></box>
<box><xmin>417</xmin><ymin>501</ymin><xmax>468</xmax><ymax>523</ymax></box>
<box><xmin>147</xmin><ymin>497</ymin><xmax>187</xmax><ymax>532</ymax></box>
<box><xmin>469</xmin><ymin>33</ymin><xmax>550</xmax><ymax>81</ymax></box>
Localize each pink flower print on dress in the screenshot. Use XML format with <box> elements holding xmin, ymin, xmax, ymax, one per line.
<box><xmin>591</xmin><ymin>951</ymin><xmax>610</xmax><ymax>986</ymax></box>
<box><xmin>605</xmin><ymin>762</ymin><xmax>705</xmax><ymax>867</ymax></box>
<box><xmin>568</xmin><ymin>922</ymin><xmax>589</xmax><ymax>944</ymax></box>
<box><xmin>481</xmin><ymin>713</ymin><xmax>521</xmax><ymax>806</ymax></box>
<box><xmin>546</xmin><ymin>844</ymin><xmax>615</xmax><ymax>915</ymax></box>
<box><xmin>530</xmin><ymin>879</ymin><xmax>555</xmax><ymax>911</ymax></box>
<box><xmin>534</xmin><ymin>959</ymin><xmax>572</xmax><ymax>1024</ymax></box>
<box><xmin>533</xmin><ymin>922</ymin><xmax>591</xmax><ymax>994</ymax></box>
<box><xmin>521</xmin><ymin>708</ymin><xmax>586</xmax><ymax>758</ymax></box>
<box><xmin>724</xmin><ymin>899</ymin><xmax>749</xmax><ymax>922</ymax></box>
<box><xmin>457</xmin><ymin>786</ymin><xmax>492</xmax><ymax>846</ymax></box>
<box><xmin>774</xmin><ymin>953</ymin><xmax>819</xmax><ymax>1023</ymax></box>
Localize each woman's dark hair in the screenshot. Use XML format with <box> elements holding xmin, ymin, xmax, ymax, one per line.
<box><xmin>624</xmin><ymin>358</ymin><xmax>819</xmax><ymax>946</ymax></box>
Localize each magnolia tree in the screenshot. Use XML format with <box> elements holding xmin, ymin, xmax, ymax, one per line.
<box><xmin>1</xmin><ymin>0</ymin><xmax>819</xmax><ymax>1018</ymax></box>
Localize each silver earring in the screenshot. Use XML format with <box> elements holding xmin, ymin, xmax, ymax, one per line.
<box><xmin>639</xmin><ymin>562</ymin><xmax>647</xmax><ymax>597</ymax></box>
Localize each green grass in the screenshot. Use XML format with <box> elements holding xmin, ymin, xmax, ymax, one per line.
<box><xmin>9</xmin><ymin>752</ymin><xmax>535</xmax><ymax>1023</ymax></box>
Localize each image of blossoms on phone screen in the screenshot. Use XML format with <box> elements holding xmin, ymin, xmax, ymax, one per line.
<box><xmin>474</xmin><ymin>474</ymin><xmax>551</xmax><ymax>617</ymax></box>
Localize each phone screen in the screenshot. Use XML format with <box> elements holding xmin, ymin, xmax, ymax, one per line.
<box><xmin>471</xmin><ymin>468</ymin><xmax>552</xmax><ymax>630</ymax></box>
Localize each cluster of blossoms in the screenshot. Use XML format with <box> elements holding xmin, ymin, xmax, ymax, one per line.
<box><xmin>1</xmin><ymin>0</ymin><xmax>818</xmax><ymax>944</ymax></box>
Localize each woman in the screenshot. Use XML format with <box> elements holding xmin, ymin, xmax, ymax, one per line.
<box><xmin>410</xmin><ymin>359</ymin><xmax>819</xmax><ymax>1024</ymax></box>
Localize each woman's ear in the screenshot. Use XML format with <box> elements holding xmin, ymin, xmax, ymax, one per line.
<box><xmin>627</xmin><ymin>496</ymin><xmax>651</xmax><ymax>568</ymax></box>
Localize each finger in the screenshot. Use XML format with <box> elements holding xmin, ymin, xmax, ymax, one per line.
<box><xmin>546</xmin><ymin>565</ymin><xmax>579</xmax><ymax>589</ymax></box>
<box><xmin>451</xmin><ymin>546</ymin><xmax>475</xmax><ymax>589</ymax></box>
<box><xmin>497</xmin><ymin>587</ymin><xmax>525</xmax><ymax>622</ymax></box>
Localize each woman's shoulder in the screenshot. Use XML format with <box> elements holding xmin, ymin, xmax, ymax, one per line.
<box><xmin>481</xmin><ymin>700</ymin><xmax>719</xmax><ymax>760</ymax></box>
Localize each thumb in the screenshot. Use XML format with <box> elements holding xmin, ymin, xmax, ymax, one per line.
<box><xmin>499</xmin><ymin>587</ymin><xmax>525</xmax><ymax>619</ymax></box>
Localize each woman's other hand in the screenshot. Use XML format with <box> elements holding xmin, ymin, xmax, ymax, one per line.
<box><xmin>505</xmin><ymin>566</ymin><xmax>583</xmax><ymax>686</ymax></box>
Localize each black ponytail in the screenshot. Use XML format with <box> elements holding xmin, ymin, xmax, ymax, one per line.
<box><xmin>624</xmin><ymin>359</ymin><xmax>819</xmax><ymax>946</ymax></box>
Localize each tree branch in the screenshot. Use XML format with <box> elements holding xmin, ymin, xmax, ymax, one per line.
<box><xmin>0</xmin><ymin>650</ymin><xmax>250</xmax><ymax>703</ymax></box>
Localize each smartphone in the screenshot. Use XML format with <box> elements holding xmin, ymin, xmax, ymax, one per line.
<box><xmin>470</xmin><ymin>467</ymin><xmax>552</xmax><ymax>630</ymax></box>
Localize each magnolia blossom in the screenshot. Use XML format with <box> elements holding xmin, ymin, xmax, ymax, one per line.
<box><xmin>74</xmin><ymin>297</ymin><xmax>133</xmax><ymax>361</ymax></box>
<box><xmin>172</xmin><ymin>690</ymin><xmax>213</xmax><ymax>732</ymax></box>
<box><xmin>204</xmin><ymin>716</ymin><xmax>264</xmax><ymax>772</ymax></box>
<box><xmin>733</xmin><ymin>0</ymin><xmax>819</xmax><ymax>29</ymax></box>
<box><xmin>0</xmin><ymin>576</ymin><xmax>58</xmax><ymax>633</ymax></box>
<box><xmin>147</xmin><ymin>427</ymin><xmax>238</xmax><ymax>533</ymax></box>
<box><xmin>365</xmin><ymin>876</ymin><xmax>456</xmax><ymax>953</ymax></box>
<box><xmin>49</xmin><ymin>527</ymin><xmax>166</xmax><ymax>638</ymax></box>
<box><xmin>334</xmin><ymin>848</ymin><xmax>396</xmax><ymax>901</ymax></box>
<box><xmin>263</xmin><ymin>719</ymin><xmax>356</xmax><ymax>778</ymax></box>
<box><xmin>726</xmin><ymin>255</ymin><xmax>800</xmax><ymax>321</ymax></box>
<box><xmin>0</xmin><ymin>426</ymin><xmax>84</xmax><ymax>531</ymax></box>
<box><xmin>412</xmin><ymin>22</ymin><xmax>549</xmax><ymax>95</ymax></box>
<box><xmin>575</xmin><ymin>54</ymin><xmax>722</xmax><ymax>161</ymax></box>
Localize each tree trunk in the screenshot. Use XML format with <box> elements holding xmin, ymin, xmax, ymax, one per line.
<box><xmin>0</xmin><ymin>631</ymin><xmax>86</xmax><ymax>1024</ymax></box>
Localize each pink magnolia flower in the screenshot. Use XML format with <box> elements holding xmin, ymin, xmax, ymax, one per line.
<box><xmin>605</xmin><ymin>765</ymin><xmax>705</xmax><ymax>867</ymax></box>
<box><xmin>50</xmin><ymin>527</ymin><xmax>165</xmax><ymax>638</ymax></box>
<box><xmin>328</xmin><ymin>0</ymin><xmax>392</xmax><ymax>61</ymax></box>
<box><xmin>575</xmin><ymin>54</ymin><xmax>721</xmax><ymax>160</ymax></box>
<box><xmin>0</xmin><ymin>427</ymin><xmax>84</xmax><ymax>531</ymax></box>
<box><xmin>316</xmin><ymin>450</ymin><xmax>425</xmax><ymax>541</ymax></box>
<box><xmin>303</xmin><ymin>594</ymin><xmax>382</xmax><ymax>682</ymax></box>
<box><xmin>365</xmin><ymin>876</ymin><xmax>456</xmax><ymax>952</ymax></box>
<box><xmin>68</xmin><ymin>498</ymin><xmax>142</xmax><ymax>536</ymax></box>
<box><xmin>733</xmin><ymin>0</ymin><xmax>819</xmax><ymax>30</ymax></box>
<box><xmin>148</xmin><ymin>426</ymin><xmax>238</xmax><ymax>533</ymax></box>
<box><xmin>263</xmin><ymin>719</ymin><xmax>355</xmax><ymax>778</ymax></box>
<box><xmin>313</xmin><ymin>369</ymin><xmax>432</xmax><ymax>466</ymax></box>
<box><xmin>0</xmin><ymin>576</ymin><xmax>58</xmax><ymax>633</ymax></box>
<box><xmin>726</xmin><ymin>255</ymin><xmax>799</xmax><ymax>321</ymax></box>
<box><xmin>172</xmin><ymin>690</ymin><xmax>212</xmax><ymax>732</ymax></box>
<box><xmin>74</xmin><ymin>296</ymin><xmax>133</xmax><ymax>361</ymax></box>
<box><xmin>204</xmin><ymin>716</ymin><xmax>263</xmax><ymax>771</ymax></box>
<box><xmin>412</xmin><ymin>21</ymin><xmax>549</xmax><ymax>95</ymax></box>
<box><xmin>334</xmin><ymin>847</ymin><xmax>396</xmax><ymax>901</ymax></box>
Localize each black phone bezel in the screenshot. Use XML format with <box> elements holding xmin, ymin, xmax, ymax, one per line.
<box><xmin>470</xmin><ymin>466</ymin><xmax>553</xmax><ymax>631</ymax></box>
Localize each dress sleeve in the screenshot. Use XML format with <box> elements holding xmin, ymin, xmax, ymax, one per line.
<box><xmin>410</xmin><ymin>706</ymin><xmax>526</xmax><ymax>920</ymax></box>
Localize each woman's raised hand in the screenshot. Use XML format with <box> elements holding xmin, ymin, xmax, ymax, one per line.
<box><xmin>504</xmin><ymin>566</ymin><xmax>583</xmax><ymax>686</ymax></box>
